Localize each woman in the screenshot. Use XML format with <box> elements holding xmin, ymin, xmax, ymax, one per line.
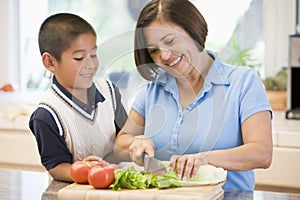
<box><xmin>114</xmin><ymin>0</ymin><xmax>272</xmax><ymax>190</ymax></box>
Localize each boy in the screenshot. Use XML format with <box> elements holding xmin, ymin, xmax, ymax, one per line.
<box><xmin>29</xmin><ymin>13</ymin><xmax>127</xmax><ymax>182</ymax></box>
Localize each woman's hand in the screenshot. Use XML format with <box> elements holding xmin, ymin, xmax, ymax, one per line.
<box><xmin>170</xmin><ymin>153</ymin><xmax>207</xmax><ymax>181</ymax></box>
<box><xmin>128</xmin><ymin>135</ymin><xmax>155</xmax><ymax>166</ymax></box>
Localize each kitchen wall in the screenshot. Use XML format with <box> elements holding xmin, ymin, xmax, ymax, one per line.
<box><xmin>0</xmin><ymin>0</ymin><xmax>297</xmax><ymax>87</ymax></box>
<box><xmin>0</xmin><ymin>0</ymin><xmax>19</xmax><ymax>87</ymax></box>
<box><xmin>263</xmin><ymin>0</ymin><xmax>296</xmax><ymax>77</ymax></box>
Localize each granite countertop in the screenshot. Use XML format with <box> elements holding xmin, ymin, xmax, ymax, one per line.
<box><xmin>1</xmin><ymin>168</ymin><xmax>300</xmax><ymax>200</ymax></box>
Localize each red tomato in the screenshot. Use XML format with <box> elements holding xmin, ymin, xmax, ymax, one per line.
<box><xmin>70</xmin><ymin>161</ymin><xmax>98</xmax><ymax>184</ymax></box>
<box><xmin>1</xmin><ymin>83</ymin><xmax>14</xmax><ymax>92</ymax></box>
<box><xmin>88</xmin><ymin>166</ymin><xmax>115</xmax><ymax>189</ymax></box>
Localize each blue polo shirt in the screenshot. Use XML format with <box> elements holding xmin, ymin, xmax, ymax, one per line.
<box><xmin>132</xmin><ymin>50</ymin><xmax>272</xmax><ymax>190</ymax></box>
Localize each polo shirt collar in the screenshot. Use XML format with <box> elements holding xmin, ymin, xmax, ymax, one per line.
<box><xmin>51</xmin><ymin>76</ymin><xmax>105</xmax><ymax>113</ymax></box>
<box><xmin>204</xmin><ymin>50</ymin><xmax>230</xmax><ymax>86</ymax></box>
<box><xmin>154</xmin><ymin>50</ymin><xmax>230</xmax><ymax>89</ymax></box>
<box><xmin>155</xmin><ymin>72</ymin><xmax>177</xmax><ymax>93</ymax></box>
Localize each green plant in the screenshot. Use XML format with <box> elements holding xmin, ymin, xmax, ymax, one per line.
<box><xmin>263</xmin><ymin>67</ymin><xmax>287</xmax><ymax>91</ymax></box>
<box><xmin>223</xmin><ymin>36</ymin><xmax>262</xmax><ymax>74</ymax></box>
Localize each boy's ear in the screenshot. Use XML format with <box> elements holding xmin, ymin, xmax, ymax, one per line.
<box><xmin>42</xmin><ymin>52</ymin><xmax>57</xmax><ymax>72</ymax></box>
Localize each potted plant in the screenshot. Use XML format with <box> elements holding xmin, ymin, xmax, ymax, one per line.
<box><xmin>263</xmin><ymin>67</ymin><xmax>287</xmax><ymax>111</ymax></box>
<box><xmin>223</xmin><ymin>37</ymin><xmax>287</xmax><ymax>111</ymax></box>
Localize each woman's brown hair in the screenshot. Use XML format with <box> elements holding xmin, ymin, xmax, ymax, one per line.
<box><xmin>134</xmin><ymin>0</ymin><xmax>208</xmax><ymax>81</ymax></box>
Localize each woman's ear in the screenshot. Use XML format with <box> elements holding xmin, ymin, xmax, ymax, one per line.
<box><xmin>42</xmin><ymin>52</ymin><xmax>57</xmax><ymax>72</ymax></box>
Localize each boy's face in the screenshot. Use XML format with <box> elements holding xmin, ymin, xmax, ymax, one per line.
<box><xmin>54</xmin><ymin>33</ymin><xmax>98</xmax><ymax>93</ymax></box>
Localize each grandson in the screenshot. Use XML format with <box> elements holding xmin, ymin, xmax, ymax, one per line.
<box><xmin>29</xmin><ymin>13</ymin><xmax>127</xmax><ymax>182</ymax></box>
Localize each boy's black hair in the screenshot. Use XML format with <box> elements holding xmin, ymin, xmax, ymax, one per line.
<box><xmin>38</xmin><ymin>13</ymin><xmax>97</xmax><ymax>61</ymax></box>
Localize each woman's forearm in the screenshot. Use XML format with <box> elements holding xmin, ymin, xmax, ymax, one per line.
<box><xmin>202</xmin><ymin>142</ymin><xmax>272</xmax><ymax>171</ymax></box>
<box><xmin>114</xmin><ymin>132</ymin><xmax>134</xmax><ymax>161</ymax></box>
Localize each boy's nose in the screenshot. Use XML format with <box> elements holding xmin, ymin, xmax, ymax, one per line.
<box><xmin>83</xmin><ymin>57</ymin><xmax>98</xmax><ymax>69</ymax></box>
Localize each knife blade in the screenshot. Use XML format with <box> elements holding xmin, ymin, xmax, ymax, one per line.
<box><xmin>143</xmin><ymin>154</ymin><xmax>167</xmax><ymax>176</ymax></box>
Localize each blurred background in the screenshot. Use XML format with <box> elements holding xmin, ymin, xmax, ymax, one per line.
<box><xmin>0</xmin><ymin>0</ymin><xmax>296</xmax><ymax>91</ymax></box>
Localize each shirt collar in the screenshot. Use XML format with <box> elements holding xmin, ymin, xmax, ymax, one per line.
<box><xmin>204</xmin><ymin>50</ymin><xmax>231</xmax><ymax>86</ymax></box>
<box><xmin>155</xmin><ymin>72</ymin><xmax>177</xmax><ymax>93</ymax></box>
<box><xmin>52</xmin><ymin>76</ymin><xmax>105</xmax><ymax>112</ymax></box>
<box><xmin>154</xmin><ymin>50</ymin><xmax>230</xmax><ymax>89</ymax></box>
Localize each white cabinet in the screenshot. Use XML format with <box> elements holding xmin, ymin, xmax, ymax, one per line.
<box><xmin>0</xmin><ymin>92</ymin><xmax>45</xmax><ymax>171</ymax></box>
<box><xmin>255</xmin><ymin>111</ymin><xmax>300</xmax><ymax>189</ymax></box>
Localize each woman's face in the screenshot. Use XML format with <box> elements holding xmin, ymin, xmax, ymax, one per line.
<box><xmin>144</xmin><ymin>20</ymin><xmax>202</xmax><ymax>78</ymax></box>
<box><xmin>54</xmin><ymin>33</ymin><xmax>99</xmax><ymax>93</ymax></box>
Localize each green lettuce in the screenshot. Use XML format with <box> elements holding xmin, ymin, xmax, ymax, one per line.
<box><xmin>112</xmin><ymin>165</ymin><xmax>182</xmax><ymax>191</ymax></box>
<box><xmin>112</xmin><ymin>164</ymin><xmax>226</xmax><ymax>190</ymax></box>
<box><xmin>112</xmin><ymin>166</ymin><xmax>157</xmax><ymax>191</ymax></box>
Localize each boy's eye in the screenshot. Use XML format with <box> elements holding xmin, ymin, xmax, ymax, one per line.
<box><xmin>90</xmin><ymin>54</ymin><xmax>97</xmax><ymax>58</ymax></box>
<box><xmin>74</xmin><ymin>57</ymin><xmax>84</xmax><ymax>61</ymax></box>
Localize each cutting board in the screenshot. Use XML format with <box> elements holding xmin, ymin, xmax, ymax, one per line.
<box><xmin>58</xmin><ymin>182</ymin><xmax>224</xmax><ymax>200</ymax></box>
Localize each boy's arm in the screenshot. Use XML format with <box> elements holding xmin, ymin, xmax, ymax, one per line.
<box><xmin>29</xmin><ymin>107</ymin><xmax>73</xmax><ymax>181</ymax></box>
<box><xmin>48</xmin><ymin>163</ymin><xmax>73</xmax><ymax>182</ymax></box>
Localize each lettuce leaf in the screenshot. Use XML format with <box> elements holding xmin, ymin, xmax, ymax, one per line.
<box><xmin>112</xmin><ymin>164</ymin><xmax>226</xmax><ymax>190</ymax></box>
<box><xmin>112</xmin><ymin>166</ymin><xmax>157</xmax><ymax>191</ymax></box>
<box><xmin>112</xmin><ymin>165</ymin><xmax>181</xmax><ymax>191</ymax></box>
<box><xmin>155</xmin><ymin>170</ymin><xmax>182</xmax><ymax>189</ymax></box>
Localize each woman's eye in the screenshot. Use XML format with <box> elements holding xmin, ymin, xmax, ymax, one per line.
<box><xmin>148</xmin><ymin>48</ymin><xmax>157</xmax><ymax>54</ymax></box>
<box><xmin>149</xmin><ymin>49</ymin><xmax>156</xmax><ymax>54</ymax></box>
<box><xmin>165</xmin><ymin>38</ymin><xmax>174</xmax><ymax>45</ymax></box>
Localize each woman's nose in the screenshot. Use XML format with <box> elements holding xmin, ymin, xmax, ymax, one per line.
<box><xmin>160</xmin><ymin>48</ymin><xmax>172</xmax><ymax>60</ymax></box>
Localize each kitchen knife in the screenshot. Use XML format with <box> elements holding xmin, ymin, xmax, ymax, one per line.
<box><xmin>143</xmin><ymin>154</ymin><xmax>167</xmax><ymax>176</ymax></box>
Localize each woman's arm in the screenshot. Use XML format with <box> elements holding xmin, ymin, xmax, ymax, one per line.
<box><xmin>171</xmin><ymin>110</ymin><xmax>273</xmax><ymax>180</ymax></box>
<box><xmin>114</xmin><ymin>108</ymin><xmax>154</xmax><ymax>165</ymax></box>
<box><xmin>207</xmin><ymin>110</ymin><xmax>273</xmax><ymax>170</ymax></box>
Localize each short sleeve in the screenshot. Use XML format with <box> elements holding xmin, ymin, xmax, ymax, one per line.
<box><xmin>29</xmin><ymin>107</ymin><xmax>73</xmax><ymax>170</ymax></box>
<box><xmin>239</xmin><ymin>69</ymin><xmax>272</xmax><ymax>123</ymax></box>
<box><xmin>131</xmin><ymin>84</ymin><xmax>147</xmax><ymax>117</ymax></box>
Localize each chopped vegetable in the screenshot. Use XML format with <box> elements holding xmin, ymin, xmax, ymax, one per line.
<box><xmin>112</xmin><ymin>166</ymin><xmax>157</xmax><ymax>191</ymax></box>
<box><xmin>112</xmin><ymin>165</ymin><xmax>182</xmax><ymax>191</ymax></box>
<box><xmin>112</xmin><ymin>164</ymin><xmax>226</xmax><ymax>190</ymax></box>
<box><xmin>155</xmin><ymin>170</ymin><xmax>182</xmax><ymax>189</ymax></box>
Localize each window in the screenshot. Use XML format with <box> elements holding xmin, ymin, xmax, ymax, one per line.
<box><xmin>19</xmin><ymin>0</ymin><xmax>137</xmax><ymax>90</ymax></box>
<box><xmin>19</xmin><ymin>0</ymin><xmax>260</xmax><ymax>90</ymax></box>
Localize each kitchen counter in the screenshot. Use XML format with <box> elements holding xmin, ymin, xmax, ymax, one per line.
<box><xmin>1</xmin><ymin>168</ymin><xmax>300</xmax><ymax>200</ymax></box>
<box><xmin>1</xmin><ymin>89</ymin><xmax>300</xmax><ymax>188</ymax></box>
<box><xmin>254</xmin><ymin>111</ymin><xmax>300</xmax><ymax>189</ymax></box>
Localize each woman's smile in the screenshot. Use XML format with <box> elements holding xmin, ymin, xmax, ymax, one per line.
<box><xmin>168</xmin><ymin>55</ymin><xmax>183</xmax><ymax>67</ymax></box>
